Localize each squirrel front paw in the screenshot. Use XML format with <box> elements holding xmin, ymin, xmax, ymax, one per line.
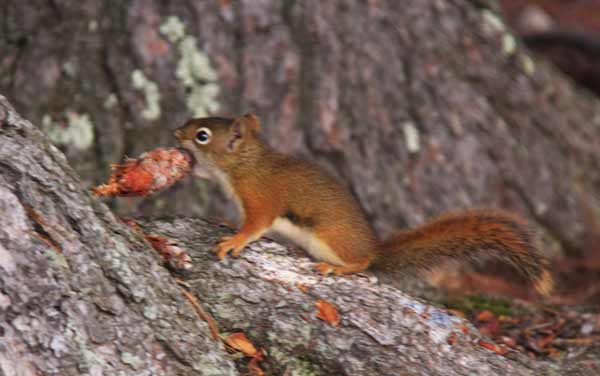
<box><xmin>215</xmin><ymin>234</ymin><xmax>249</xmax><ymax>260</ymax></box>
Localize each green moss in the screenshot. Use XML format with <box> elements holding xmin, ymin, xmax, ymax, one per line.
<box><xmin>442</xmin><ymin>295</ymin><xmax>529</xmax><ymax>317</ymax></box>
<box><xmin>268</xmin><ymin>348</ymin><xmax>323</xmax><ymax>376</ymax></box>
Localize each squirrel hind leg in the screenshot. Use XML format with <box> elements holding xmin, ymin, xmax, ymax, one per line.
<box><xmin>313</xmin><ymin>259</ymin><xmax>371</xmax><ymax>276</ymax></box>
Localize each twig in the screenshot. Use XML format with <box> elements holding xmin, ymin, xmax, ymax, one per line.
<box><xmin>180</xmin><ymin>288</ymin><xmax>220</xmax><ymax>341</ymax></box>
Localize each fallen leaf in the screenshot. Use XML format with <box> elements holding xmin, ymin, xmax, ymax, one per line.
<box><xmin>478</xmin><ymin>318</ymin><xmax>500</xmax><ymax>336</ymax></box>
<box><xmin>121</xmin><ymin>218</ymin><xmax>142</xmax><ymax>233</ymax></box>
<box><xmin>499</xmin><ymin>336</ymin><xmax>517</xmax><ymax>348</ymax></box>
<box><xmin>447</xmin><ymin>309</ymin><xmax>466</xmax><ymax>318</ymax></box>
<box><xmin>225</xmin><ymin>333</ymin><xmax>259</xmax><ymax>357</ymax></box>
<box><xmin>447</xmin><ymin>332</ymin><xmax>457</xmax><ymax>345</ymax></box>
<box><xmin>145</xmin><ymin>234</ymin><xmax>192</xmax><ymax>271</ymax></box>
<box><xmin>295</xmin><ymin>282</ymin><xmax>310</xmax><ymax>293</ymax></box>
<box><xmin>315</xmin><ymin>299</ymin><xmax>340</xmax><ymax>327</ymax></box>
<box><xmin>247</xmin><ymin>354</ymin><xmax>265</xmax><ymax>376</ymax></box>
<box><xmin>475</xmin><ymin>310</ymin><xmax>495</xmax><ymax>322</ymax></box>
<box><xmin>478</xmin><ymin>339</ymin><xmax>508</xmax><ymax>355</ymax></box>
<box><xmin>537</xmin><ymin>334</ymin><xmax>556</xmax><ymax>349</ymax></box>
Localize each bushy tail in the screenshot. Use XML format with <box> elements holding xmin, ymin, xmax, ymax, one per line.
<box><xmin>373</xmin><ymin>210</ymin><xmax>553</xmax><ymax>295</ymax></box>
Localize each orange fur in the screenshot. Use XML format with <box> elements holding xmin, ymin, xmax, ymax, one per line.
<box><xmin>175</xmin><ymin>114</ymin><xmax>553</xmax><ymax>296</ymax></box>
<box><xmin>375</xmin><ymin>210</ymin><xmax>551</xmax><ymax>295</ymax></box>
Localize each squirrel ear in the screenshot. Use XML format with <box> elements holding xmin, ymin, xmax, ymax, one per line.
<box><xmin>227</xmin><ymin>113</ymin><xmax>261</xmax><ymax>152</ymax></box>
<box><xmin>240</xmin><ymin>113</ymin><xmax>261</xmax><ymax>133</ymax></box>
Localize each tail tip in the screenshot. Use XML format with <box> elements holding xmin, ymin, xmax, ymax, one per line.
<box><xmin>534</xmin><ymin>269</ymin><xmax>554</xmax><ymax>296</ymax></box>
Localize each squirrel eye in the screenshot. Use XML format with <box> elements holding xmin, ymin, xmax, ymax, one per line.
<box><xmin>195</xmin><ymin>127</ymin><xmax>212</xmax><ymax>145</ymax></box>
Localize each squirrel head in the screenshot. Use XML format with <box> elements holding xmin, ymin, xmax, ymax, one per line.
<box><xmin>174</xmin><ymin>113</ymin><xmax>262</xmax><ymax>179</ymax></box>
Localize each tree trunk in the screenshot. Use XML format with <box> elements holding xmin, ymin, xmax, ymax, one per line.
<box><xmin>2</xmin><ymin>0</ymin><xmax>599</xmax><ymax>260</ymax></box>
<box><xmin>0</xmin><ymin>95</ymin><xmax>579</xmax><ymax>376</ymax></box>
<box><xmin>0</xmin><ymin>97</ymin><xmax>237</xmax><ymax>375</ymax></box>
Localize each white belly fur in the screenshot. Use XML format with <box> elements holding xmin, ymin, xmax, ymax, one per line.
<box><xmin>270</xmin><ymin>218</ymin><xmax>345</xmax><ymax>266</ymax></box>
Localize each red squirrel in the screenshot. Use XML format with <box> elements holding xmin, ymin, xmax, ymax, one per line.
<box><xmin>174</xmin><ymin>114</ymin><xmax>553</xmax><ymax>295</ymax></box>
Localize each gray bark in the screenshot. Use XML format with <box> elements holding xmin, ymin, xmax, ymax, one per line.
<box><xmin>0</xmin><ymin>96</ymin><xmax>236</xmax><ymax>375</ymax></box>
<box><xmin>0</xmin><ymin>95</ymin><xmax>584</xmax><ymax>376</ymax></box>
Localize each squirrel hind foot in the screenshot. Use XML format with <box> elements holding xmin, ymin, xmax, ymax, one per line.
<box><xmin>313</xmin><ymin>260</ymin><xmax>371</xmax><ymax>276</ymax></box>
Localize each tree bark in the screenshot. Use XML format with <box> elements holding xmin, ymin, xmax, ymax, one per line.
<box><xmin>2</xmin><ymin>0</ymin><xmax>599</xmax><ymax>261</ymax></box>
<box><xmin>0</xmin><ymin>95</ymin><xmax>586</xmax><ymax>376</ymax></box>
<box><xmin>0</xmin><ymin>96</ymin><xmax>237</xmax><ymax>375</ymax></box>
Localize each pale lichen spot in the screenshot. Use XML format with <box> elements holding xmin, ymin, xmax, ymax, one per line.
<box><xmin>120</xmin><ymin>352</ymin><xmax>144</xmax><ymax>370</ymax></box>
<box><xmin>103</xmin><ymin>93</ymin><xmax>118</xmax><ymax>110</ymax></box>
<box><xmin>143</xmin><ymin>305</ymin><xmax>158</xmax><ymax>320</ymax></box>
<box><xmin>62</xmin><ymin>61</ymin><xmax>76</xmax><ymax>77</ymax></box>
<box><xmin>131</xmin><ymin>69</ymin><xmax>162</xmax><ymax>121</ymax></box>
<box><xmin>42</xmin><ymin>111</ymin><xmax>95</xmax><ymax>150</ymax></box>
<box><xmin>502</xmin><ymin>34</ymin><xmax>517</xmax><ymax>55</ymax></box>
<box><xmin>159</xmin><ymin>16</ymin><xmax>186</xmax><ymax>43</ymax></box>
<box><xmin>159</xmin><ymin>16</ymin><xmax>220</xmax><ymax>118</ymax></box>
<box><xmin>88</xmin><ymin>19</ymin><xmax>98</xmax><ymax>32</ymax></box>
<box><xmin>481</xmin><ymin>9</ymin><xmax>506</xmax><ymax>32</ymax></box>
<box><xmin>403</xmin><ymin>122</ymin><xmax>420</xmax><ymax>153</ymax></box>
<box><xmin>520</xmin><ymin>54</ymin><xmax>536</xmax><ymax>75</ymax></box>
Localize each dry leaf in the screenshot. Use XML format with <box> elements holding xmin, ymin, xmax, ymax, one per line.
<box><xmin>315</xmin><ymin>299</ymin><xmax>340</xmax><ymax>327</ymax></box>
<box><xmin>224</xmin><ymin>333</ymin><xmax>259</xmax><ymax>357</ymax></box>
<box><xmin>478</xmin><ymin>339</ymin><xmax>508</xmax><ymax>355</ymax></box>
<box><xmin>446</xmin><ymin>332</ymin><xmax>457</xmax><ymax>345</ymax></box>
<box><xmin>475</xmin><ymin>310</ymin><xmax>495</xmax><ymax>322</ymax></box>
<box><xmin>121</xmin><ymin>218</ymin><xmax>142</xmax><ymax>232</ymax></box>
<box><xmin>537</xmin><ymin>334</ymin><xmax>556</xmax><ymax>349</ymax></box>
<box><xmin>499</xmin><ymin>336</ymin><xmax>517</xmax><ymax>348</ymax></box>
<box><xmin>447</xmin><ymin>309</ymin><xmax>466</xmax><ymax>318</ymax></box>
<box><xmin>478</xmin><ymin>318</ymin><xmax>500</xmax><ymax>336</ymax></box>
<box><xmin>145</xmin><ymin>234</ymin><xmax>192</xmax><ymax>271</ymax></box>
<box><xmin>247</xmin><ymin>355</ymin><xmax>265</xmax><ymax>376</ymax></box>
<box><xmin>295</xmin><ymin>282</ymin><xmax>310</xmax><ymax>293</ymax></box>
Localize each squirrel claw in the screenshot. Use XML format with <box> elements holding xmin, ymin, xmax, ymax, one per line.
<box><xmin>215</xmin><ymin>235</ymin><xmax>247</xmax><ymax>260</ymax></box>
